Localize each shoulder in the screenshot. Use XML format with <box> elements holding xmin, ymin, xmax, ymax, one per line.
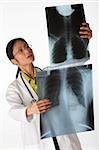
<box><xmin>6</xmin><ymin>79</ymin><xmax>19</xmax><ymax>93</ymax></box>
<box><xmin>6</xmin><ymin>73</ymin><xmax>24</xmax><ymax>94</ymax></box>
<box><xmin>6</xmin><ymin>80</ymin><xmax>20</xmax><ymax>103</ymax></box>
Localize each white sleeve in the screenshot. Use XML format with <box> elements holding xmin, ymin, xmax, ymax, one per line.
<box><xmin>6</xmin><ymin>82</ymin><xmax>36</xmax><ymax>123</ymax></box>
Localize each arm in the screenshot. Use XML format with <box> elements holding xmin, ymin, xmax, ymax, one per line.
<box><xmin>6</xmin><ymin>83</ymin><xmax>29</xmax><ymax>123</ymax></box>
<box><xmin>6</xmin><ymin>82</ymin><xmax>52</xmax><ymax>123</ymax></box>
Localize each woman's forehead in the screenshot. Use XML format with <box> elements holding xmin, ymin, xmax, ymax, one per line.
<box><xmin>13</xmin><ymin>40</ymin><xmax>27</xmax><ymax>48</ymax></box>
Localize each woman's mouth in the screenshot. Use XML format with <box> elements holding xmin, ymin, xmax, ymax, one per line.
<box><xmin>27</xmin><ymin>53</ymin><xmax>33</xmax><ymax>58</ymax></box>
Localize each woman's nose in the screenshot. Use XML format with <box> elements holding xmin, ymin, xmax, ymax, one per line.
<box><xmin>24</xmin><ymin>46</ymin><xmax>32</xmax><ymax>53</ymax></box>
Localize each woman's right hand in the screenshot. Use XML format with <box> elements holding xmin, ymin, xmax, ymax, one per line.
<box><xmin>26</xmin><ymin>99</ymin><xmax>52</xmax><ymax>117</ymax></box>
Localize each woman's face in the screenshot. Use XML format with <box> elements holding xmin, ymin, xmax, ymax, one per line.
<box><xmin>12</xmin><ymin>40</ymin><xmax>34</xmax><ymax>66</ymax></box>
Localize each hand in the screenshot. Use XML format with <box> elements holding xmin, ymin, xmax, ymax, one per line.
<box><xmin>26</xmin><ymin>99</ymin><xmax>52</xmax><ymax>116</ymax></box>
<box><xmin>79</xmin><ymin>22</ymin><xmax>92</xmax><ymax>40</ymax></box>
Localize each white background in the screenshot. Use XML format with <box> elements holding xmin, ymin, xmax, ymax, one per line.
<box><xmin>0</xmin><ymin>0</ymin><xmax>99</xmax><ymax>150</ymax></box>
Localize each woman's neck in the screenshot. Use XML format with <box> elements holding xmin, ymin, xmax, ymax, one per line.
<box><xmin>20</xmin><ymin>63</ymin><xmax>34</xmax><ymax>78</ymax></box>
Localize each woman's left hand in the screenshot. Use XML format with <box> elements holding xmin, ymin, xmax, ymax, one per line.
<box><xmin>79</xmin><ymin>22</ymin><xmax>92</xmax><ymax>40</ymax></box>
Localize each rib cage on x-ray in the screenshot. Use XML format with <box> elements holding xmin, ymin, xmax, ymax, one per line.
<box><xmin>36</xmin><ymin>64</ymin><xmax>94</xmax><ymax>138</ymax></box>
<box><xmin>44</xmin><ymin>70</ymin><xmax>60</xmax><ymax>107</ymax></box>
<box><xmin>36</xmin><ymin>70</ymin><xmax>60</xmax><ymax>107</ymax></box>
<box><xmin>66</xmin><ymin>67</ymin><xmax>85</xmax><ymax>107</ymax></box>
<box><xmin>45</xmin><ymin>4</ymin><xmax>89</xmax><ymax>64</ymax></box>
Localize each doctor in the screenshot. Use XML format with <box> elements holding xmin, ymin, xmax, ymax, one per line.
<box><xmin>6</xmin><ymin>23</ymin><xmax>92</xmax><ymax>150</ymax></box>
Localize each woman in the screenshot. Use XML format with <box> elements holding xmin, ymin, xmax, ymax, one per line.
<box><xmin>6</xmin><ymin>23</ymin><xmax>92</xmax><ymax>150</ymax></box>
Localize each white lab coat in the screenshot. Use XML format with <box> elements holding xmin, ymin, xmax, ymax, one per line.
<box><xmin>6</xmin><ymin>70</ymin><xmax>82</xmax><ymax>150</ymax></box>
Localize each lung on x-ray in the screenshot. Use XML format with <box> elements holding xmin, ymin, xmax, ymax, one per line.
<box><xmin>45</xmin><ymin>4</ymin><xmax>89</xmax><ymax>64</ymax></box>
<box><xmin>36</xmin><ymin>64</ymin><xmax>94</xmax><ymax>139</ymax></box>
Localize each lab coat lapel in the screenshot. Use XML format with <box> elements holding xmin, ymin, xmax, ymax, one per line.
<box><xmin>18</xmin><ymin>72</ymin><xmax>39</xmax><ymax>101</ymax></box>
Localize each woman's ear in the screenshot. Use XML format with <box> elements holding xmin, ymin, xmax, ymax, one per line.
<box><xmin>11</xmin><ymin>59</ymin><xmax>18</xmax><ymax>65</ymax></box>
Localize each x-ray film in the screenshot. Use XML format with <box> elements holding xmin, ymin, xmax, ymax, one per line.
<box><xmin>36</xmin><ymin>64</ymin><xmax>94</xmax><ymax>139</ymax></box>
<box><xmin>45</xmin><ymin>4</ymin><xmax>89</xmax><ymax>64</ymax></box>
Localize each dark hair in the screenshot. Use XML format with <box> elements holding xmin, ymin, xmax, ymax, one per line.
<box><xmin>6</xmin><ymin>38</ymin><xmax>28</xmax><ymax>60</ymax></box>
<box><xmin>6</xmin><ymin>38</ymin><xmax>28</xmax><ymax>78</ymax></box>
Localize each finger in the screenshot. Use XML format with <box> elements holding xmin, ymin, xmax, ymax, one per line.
<box><xmin>80</xmin><ymin>26</ymin><xmax>91</xmax><ymax>32</ymax></box>
<box><xmin>37</xmin><ymin>99</ymin><xmax>52</xmax><ymax>105</ymax></box>
<box><xmin>79</xmin><ymin>31</ymin><xmax>92</xmax><ymax>39</ymax></box>
<box><xmin>80</xmin><ymin>35</ymin><xmax>90</xmax><ymax>38</ymax></box>
<box><xmin>81</xmin><ymin>22</ymin><xmax>89</xmax><ymax>27</ymax></box>
<box><xmin>80</xmin><ymin>35</ymin><xmax>92</xmax><ymax>40</ymax></box>
<box><xmin>79</xmin><ymin>31</ymin><xmax>91</xmax><ymax>35</ymax></box>
<box><xmin>39</xmin><ymin>108</ymin><xmax>50</xmax><ymax>114</ymax></box>
<box><xmin>79</xmin><ymin>28</ymin><xmax>92</xmax><ymax>39</ymax></box>
<box><xmin>38</xmin><ymin>107</ymin><xmax>51</xmax><ymax>114</ymax></box>
<box><xmin>37</xmin><ymin>104</ymin><xmax>52</xmax><ymax>110</ymax></box>
<box><xmin>38</xmin><ymin>100</ymin><xmax>52</xmax><ymax>105</ymax></box>
<box><xmin>37</xmin><ymin>99</ymin><xmax>51</xmax><ymax>104</ymax></box>
<box><xmin>37</xmin><ymin>103</ymin><xmax>52</xmax><ymax>110</ymax></box>
<box><xmin>38</xmin><ymin>104</ymin><xmax>52</xmax><ymax>111</ymax></box>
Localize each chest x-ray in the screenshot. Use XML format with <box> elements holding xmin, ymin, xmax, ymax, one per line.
<box><xmin>36</xmin><ymin>64</ymin><xmax>94</xmax><ymax>139</ymax></box>
<box><xmin>45</xmin><ymin>4</ymin><xmax>89</xmax><ymax>64</ymax></box>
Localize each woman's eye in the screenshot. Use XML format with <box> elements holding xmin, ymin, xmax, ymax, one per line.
<box><xmin>26</xmin><ymin>45</ymin><xmax>29</xmax><ymax>48</ymax></box>
<box><xmin>19</xmin><ymin>49</ymin><xmax>23</xmax><ymax>52</ymax></box>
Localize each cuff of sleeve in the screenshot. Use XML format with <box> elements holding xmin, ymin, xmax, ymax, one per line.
<box><xmin>8</xmin><ymin>106</ymin><xmax>37</xmax><ymax>123</ymax></box>
<box><xmin>25</xmin><ymin>107</ymin><xmax>36</xmax><ymax>122</ymax></box>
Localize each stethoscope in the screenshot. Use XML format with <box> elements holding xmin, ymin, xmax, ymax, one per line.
<box><xmin>20</xmin><ymin>72</ymin><xmax>35</xmax><ymax>100</ymax></box>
